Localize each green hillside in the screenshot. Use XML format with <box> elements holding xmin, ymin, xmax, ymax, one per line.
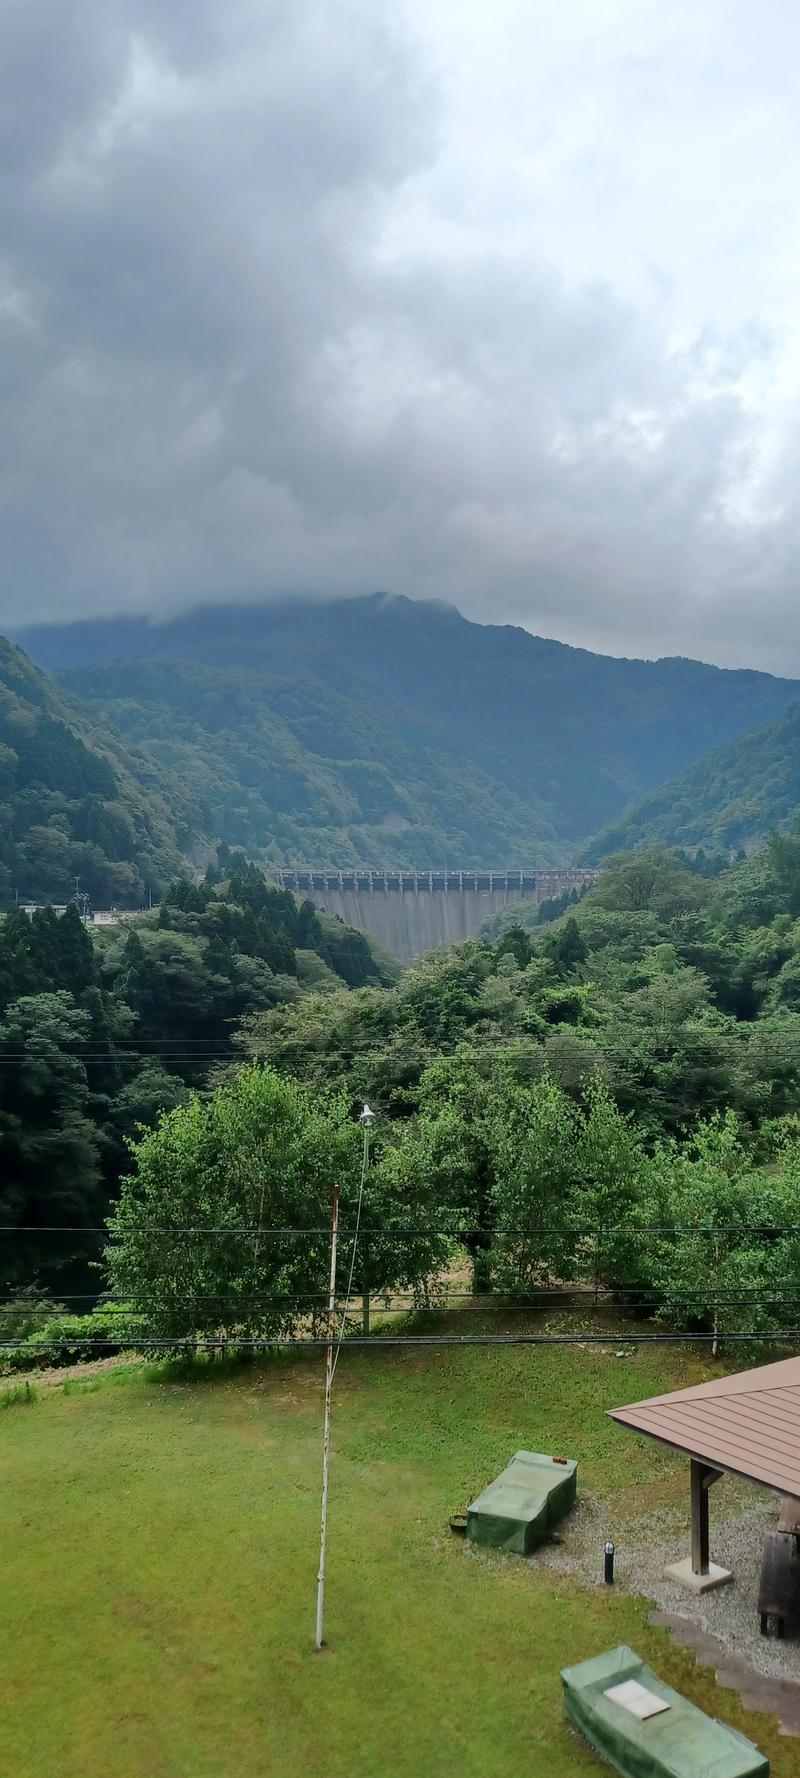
<box><xmin>0</xmin><ymin>636</ymin><xmax>208</xmax><ymax>906</ymax></box>
<box><xmin>17</xmin><ymin>594</ymin><xmax>800</xmax><ymax>867</ymax></box>
<box><xmin>584</xmin><ymin>702</ymin><xmax>800</xmax><ymax>861</ymax></box>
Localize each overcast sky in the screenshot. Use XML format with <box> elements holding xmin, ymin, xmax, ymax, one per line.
<box><xmin>2</xmin><ymin>0</ymin><xmax>800</xmax><ymax>671</ymax></box>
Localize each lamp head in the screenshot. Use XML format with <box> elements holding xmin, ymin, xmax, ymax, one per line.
<box><xmin>359</xmin><ymin>1102</ymin><xmax>376</xmax><ymax>1127</ymax></box>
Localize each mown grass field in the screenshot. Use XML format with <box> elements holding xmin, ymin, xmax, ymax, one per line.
<box><xmin>1</xmin><ymin>1316</ymin><xmax>794</xmax><ymax>1778</ymax></box>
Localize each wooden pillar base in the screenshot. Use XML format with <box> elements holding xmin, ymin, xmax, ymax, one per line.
<box><xmin>663</xmin><ymin>1459</ymin><xmax>730</xmax><ymax>1590</ymax></box>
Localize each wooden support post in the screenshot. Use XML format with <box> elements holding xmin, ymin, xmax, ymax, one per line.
<box><xmin>690</xmin><ymin>1459</ymin><xmax>709</xmax><ymax>1575</ymax></box>
<box><xmin>690</xmin><ymin>1461</ymin><xmax>722</xmax><ymax>1574</ymax></box>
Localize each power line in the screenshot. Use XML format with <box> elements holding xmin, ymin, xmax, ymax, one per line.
<box><xmin>9</xmin><ymin>1301</ymin><xmax>800</xmax><ymax>1315</ymax></box>
<box><xmin>0</xmin><ymin>1052</ymin><xmax>238</xmax><ymax>1065</ymax></box>
<box><xmin>7</xmin><ymin>1287</ymin><xmax>800</xmax><ymax>1307</ymax></box>
<box><xmin>0</xmin><ymin>1050</ymin><xmax>238</xmax><ymax>1057</ymax></box>
<box><xmin>2</xmin><ymin>1330</ymin><xmax>799</xmax><ymax>1351</ymax></box>
<box><xmin>4</xmin><ymin>1031</ymin><xmax>800</xmax><ymax>1047</ymax></box>
<box><xmin>7</xmin><ymin>1285</ymin><xmax>800</xmax><ymax>1309</ymax></box>
<box><xmin>0</xmin><ymin>1037</ymin><xmax>239</xmax><ymax>1047</ymax></box>
<box><xmin>6</xmin><ymin>1223</ymin><xmax>800</xmax><ymax>1235</ymax></box>
<box><xmin>1</xmin><ymin>1030</ymin><xmax>800</xmax><ymax>1063</ymax></box>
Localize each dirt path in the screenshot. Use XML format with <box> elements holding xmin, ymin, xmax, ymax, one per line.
<box><xmin>26</xmin><ymin>1353</ymin><xmax>141</xmax><ymax>1389</ymax></box>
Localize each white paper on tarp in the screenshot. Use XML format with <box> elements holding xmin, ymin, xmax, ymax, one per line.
<box><xmin>603</xmin><ymin>1680</ymin><xmax>672</xmax><ymax>1721</ymax></box>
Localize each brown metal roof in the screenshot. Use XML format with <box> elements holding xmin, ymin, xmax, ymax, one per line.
<box><xmin>608</xmin><ymin>1354</ymin><xmax>800</xmax><ymax>1499</ymax></box>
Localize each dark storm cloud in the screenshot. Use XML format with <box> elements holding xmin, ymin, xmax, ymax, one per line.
<box><xmin>0</xmin><ymin>0</ymin><xmax>798</xmax><ymax>671</ymax></box>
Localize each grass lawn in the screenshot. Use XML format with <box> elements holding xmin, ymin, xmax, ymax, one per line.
<box><xmin>0</xmin><ymin>1315</ymin><xmax>795</xmax><ymax>1778</ymax></box>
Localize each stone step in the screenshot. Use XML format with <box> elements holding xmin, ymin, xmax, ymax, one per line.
<box><xmin>648</xmin><ymin>1608</ymin><xmax>800</xmax><ymax>1739</ymax></box>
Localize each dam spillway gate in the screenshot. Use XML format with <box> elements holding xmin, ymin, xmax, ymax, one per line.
<box><xmin>268</xmin><ymin>867</ymin><xmax>599</xmax><ymax>964</ymax></box>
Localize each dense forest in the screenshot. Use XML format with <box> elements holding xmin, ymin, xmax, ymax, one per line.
<box><xmin>5</xmin><ymin>832</ymin><xmax>800</xmax><ymax>1362</ymax></box>
<box><xmin>0</xmin><ymin>636</ymin><xmax>206</xmax><ymax>907</ymax></box>
<box><xmin>584</xmin><ymin>701</ymin><xmax>800</xmax><ymax>860</ymax></box>
<box><xmin>16</xmin><ymin>594</ymin><xmax>799</xmax><ymax>866</ymax></box>
<box><xmin>0</xmin><ymin>858</ymin><xmax>392</xmax><ymax>1302</ymax></box>
<box><xmin>234</xmin><ymin>836</ymin><xmax>800</xmax><ymax>1134</ymax></box>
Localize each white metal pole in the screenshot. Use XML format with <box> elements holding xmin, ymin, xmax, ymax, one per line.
<box><xmin>361</xmin><ymin>1121</ymin><xmax>370</xmax><ymax>1335</ymax></box>
<box><xmin>315</xmin><ymin>1185</ymin><xmax>340</xmax><ymax>1651</ymax></box>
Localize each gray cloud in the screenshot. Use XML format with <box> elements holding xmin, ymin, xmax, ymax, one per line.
<box><xmin>1</xmin><ymin>0</ymin><xmax>799</xmax><ymax>672</ymax></box>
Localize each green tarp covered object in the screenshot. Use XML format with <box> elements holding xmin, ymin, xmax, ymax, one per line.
<box><xmin>562</xmin><ymin>1645</ymin><xmax>769</xmax><ymax>1778</ymax></box>
<box><xmin>466</xmin><ymin>1450</ymin><xmax>577</xmax><ymax>1555</ymax></box>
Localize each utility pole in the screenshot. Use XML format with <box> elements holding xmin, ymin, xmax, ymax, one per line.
<box><xmin>315</xmin><ymin>1186</ymin><xmax>340</xmax><ymax>1652</ymax></box>
<box><xmin>314</xmin><ymin>1104</ymin><xmax>374</xmax><ymax>1651</ymax></box>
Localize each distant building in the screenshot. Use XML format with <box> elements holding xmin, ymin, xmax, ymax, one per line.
<box><xmin>9</xmin><ymin>903</ymin><xmax>134</xmax><ymax>927</ymax></box>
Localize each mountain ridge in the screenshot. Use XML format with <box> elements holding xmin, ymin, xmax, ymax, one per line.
<box><xmin>11</xmin><ymin>594</ymin><xmax>799</xmax><ymax>870</ymax></box>
<box><xmin>13</xmin><ymin>591</ymin><xmax>796</xmax><ymax>679</ymax></box>
<box><xmin>582</xmin><ymin>700</ymin><xmax>800</xmax><ymax>861</ymax></box>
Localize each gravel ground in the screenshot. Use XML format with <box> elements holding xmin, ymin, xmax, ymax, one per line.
<box><xmin>537</xmin><ymin>1482</ymin><xmax>800</xmax><ymax>1685</ymax></box>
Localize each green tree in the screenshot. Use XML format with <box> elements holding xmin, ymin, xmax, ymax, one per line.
<box><xmin>495</xmin><ymin>923</ymin><xmax>533</xmax><ymax>970</ymax></box>
<box><xmin>0</xmin><ymin>993</ymin><xmax>104</xmax><ymax>1288</ymax></box>
<box><xmin>410</xmin><ymin>1048</ymin><xmax>519</xmax><ymax>1291</ymax></box>
<box><xmin>489</xmin><ymin>1074</ymin><xmax>582</xmax><ymax>1292</ymax></box>
<box><xmin>570</xmin><ymin>1074</ymin><xmax>650</xmax><ymax>1289</ymax></box>
<box><xmin>106</xmin><ymin>1066</ymin><xmax>451</xmax><ymax>1349</ymax></box>
<box><xmin>541</xmin><ymin>915</ymin><xmax>588</xmax><ymax>975</ymax></box>
<box><xmin>589</xmin><ymin>849</ymin><xmax>710</xmax><ymax>918</ymax></box>
<box><xmin>643</xmin><ymin>1112</ymin><xmax>800</xmax><ymax>1344</ymax></box>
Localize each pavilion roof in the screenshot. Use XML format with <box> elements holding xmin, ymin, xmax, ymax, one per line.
<box><xmin>607</xmin><ymin>1353</ymin><xmax>800</xmax><ymax>1500</ymax></box>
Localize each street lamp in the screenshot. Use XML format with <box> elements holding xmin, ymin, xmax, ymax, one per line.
<box><xmin>358</xmin><ymin>1105</ymin><xmax>375</xmax><ymax>1334</ymax></box>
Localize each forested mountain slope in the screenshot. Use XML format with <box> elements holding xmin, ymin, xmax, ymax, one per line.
<box><xmin>0</xmin><ymin>861</ymin><xmax>392</xmax><ymax>1292</ymax></box>
<box><xmin>0</xmin><ymin>636</ymin><xmax>208</xmax><ymax>906</ymax></box>
<box><xmin>584</xmin><ymin>702</ymin><xmax>800</xmax><ymax>860</ymax></box>
<box><xmin>15</xmin><ymin>595</ymin><xmax>799</xmax><ymax>867</ymax></box>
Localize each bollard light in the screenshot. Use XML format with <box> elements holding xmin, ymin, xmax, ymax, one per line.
<box><xmin>604</xmin><ymin>1540</ymin><xmax>615</xmax><ymax>1585</ymax></box>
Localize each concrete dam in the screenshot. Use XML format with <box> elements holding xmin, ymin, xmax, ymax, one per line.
<box><xmin>269</xmin><ymin>867</ymin><xmax>600</xmax><ymax>964</ymax></box>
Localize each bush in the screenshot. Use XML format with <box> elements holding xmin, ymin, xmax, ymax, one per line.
<box><xmin>0</xmin><ymin>1302</ymin><xmax>144</xmax><ymax>1373</ymax></box>
<box><xmin>0</xmin><ymin>1284</ymin><xmax>66</xmax><ymax>1344</ymax></box>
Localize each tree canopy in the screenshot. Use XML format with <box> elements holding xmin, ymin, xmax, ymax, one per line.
<box><xmin>106</xmin><ymin>1066</ymin><xmax>452</xmax><ymax>1349</ymax></box>
<box><xmin>5</xmin><ymin>835</ymin><xmax>800</xmax><ymax>1356</ymax></box>
<box><xmin>0</xmin><ymin>636</ymin><xmax>208</xmax><ymax>907</ymax></box>
<box><xmin>0</xmin><ymin>862</ymin><xmax>391</xmax><ymax>1296</ymax></box>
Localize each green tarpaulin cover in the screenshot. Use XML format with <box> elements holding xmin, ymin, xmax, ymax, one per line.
<box><xmin>466</xmin><ymin>1450</ymin><xmax>577</xmax><ymax>1555</ymax></box>
<box><xmin>562</xmin><ymin>1645</ymin><xmax>769</xmax><ymax>1778</ymax></box>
